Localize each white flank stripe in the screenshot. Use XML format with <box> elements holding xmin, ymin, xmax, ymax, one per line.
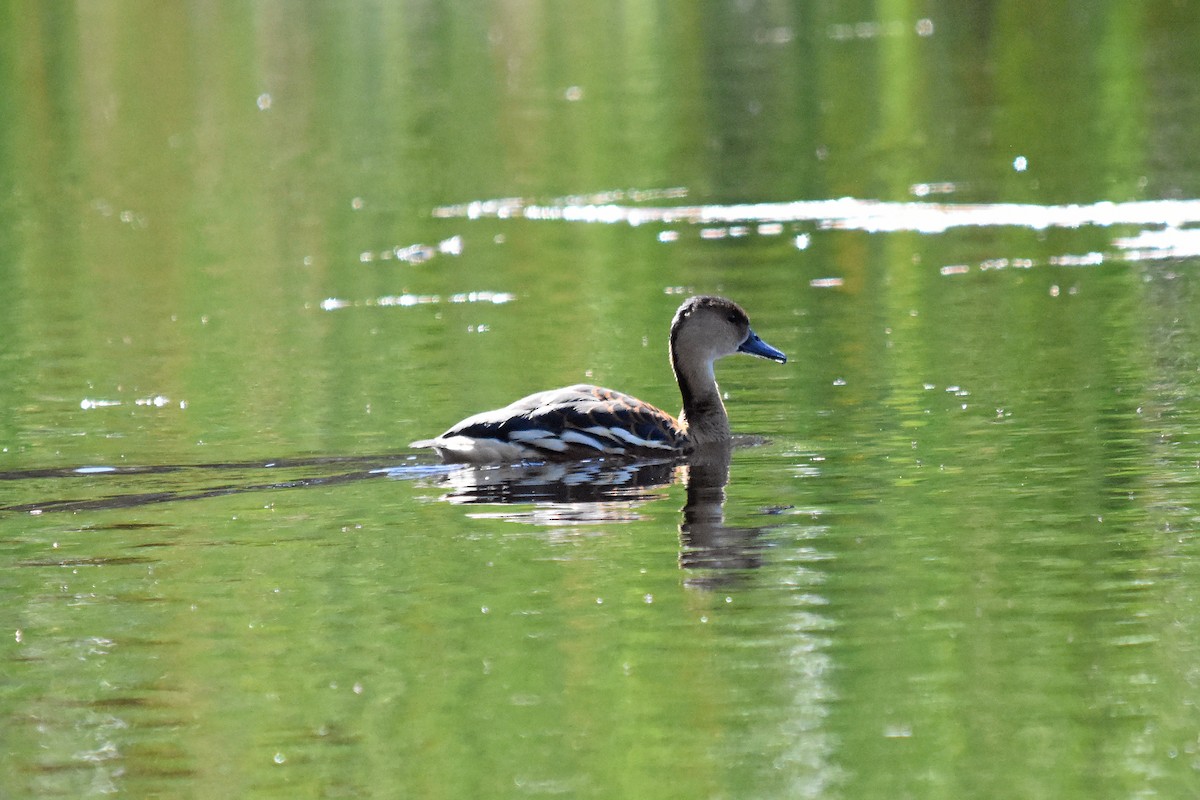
<box><xmin>510</xmin><ymin>429</ymin><xmax>552</xmax><ymax>443</ymax></box>
<box><xmin>608</xmin><ymin>427</ymin><xmax>672</xmax><ymax>449</ymax></box>
<box><xmin>560</xmin><ymin>430</ymin><xmax>614</xmax><ymax>452</ymax></box>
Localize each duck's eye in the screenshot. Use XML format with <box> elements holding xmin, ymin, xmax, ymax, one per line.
<box><xmin>727</xmin><ymin>313</ymin><xmax>740</xmax><ymax>324</ymax></box>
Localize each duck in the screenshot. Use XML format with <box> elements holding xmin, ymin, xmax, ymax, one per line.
<box><xmin>411</xmin><ymin>295</ymin><xmax>786</xmax><ymax>463</ymax></box>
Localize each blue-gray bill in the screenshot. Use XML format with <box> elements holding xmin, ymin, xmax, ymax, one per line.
<box><xmin>738</xmin><ymin>329</ymin><xmax>787</xmax><ymax>363</ymax></box>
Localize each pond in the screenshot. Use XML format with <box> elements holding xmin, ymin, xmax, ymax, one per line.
<box><xmin>3</xmin><ymin>2</ymin><xmax>1200</xmax><ymax>798</ymax></box>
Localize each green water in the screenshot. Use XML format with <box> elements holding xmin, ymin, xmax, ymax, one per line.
<box><xmin>4</xmin><ymin>2</ymin><xmax>1200</xmax><ymax>798</ymax></box>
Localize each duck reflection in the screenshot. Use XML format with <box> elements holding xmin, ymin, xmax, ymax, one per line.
<box><xmin>676</xmin><ymin>443</ymin><xmax>770</xmax><ymax>585</ymax></box>
<box><xmin>422</xmin><ymin>441</ymin><xmax>772</xmax><ymax>586</ymax></box>
<box><xmin>432</xmin><ymin>458</ymin><xmax>677</xmax><ymax>506</ymax></box>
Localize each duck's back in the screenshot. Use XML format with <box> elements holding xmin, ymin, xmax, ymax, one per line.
<box><xmin>416</xmin><ymin>384</ymin><xmax>689</xmax><ymax>462</ymax></box>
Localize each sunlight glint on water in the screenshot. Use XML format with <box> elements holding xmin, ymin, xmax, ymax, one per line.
<box><xmin>435</xmin><ymin>193</ymin><xmax>1200</xmax><ymax>264</ymax></box>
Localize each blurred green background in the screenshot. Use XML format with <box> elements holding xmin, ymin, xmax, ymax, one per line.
<box><xmin>2</xmin><ymin>2</ymin><xmax>1200</xmax><ymax>798</ymax></box>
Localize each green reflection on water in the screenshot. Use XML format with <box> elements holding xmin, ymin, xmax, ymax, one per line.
<box><xmin>3</xmin><ymin>2</ymin><xmax>1200</xmax><ymax>798</ymax></box>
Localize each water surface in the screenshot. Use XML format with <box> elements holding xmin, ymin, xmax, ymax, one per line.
<box><xmin>3</xmin><ymin>3</ymin><xmax>1200</xmax><ymax>798</ymax></box>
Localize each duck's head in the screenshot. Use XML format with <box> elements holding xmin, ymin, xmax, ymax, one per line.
<box><xmin>669</xmin><ymin>296</ymin><xmax>787</xmax><ymax>368</ymax></box>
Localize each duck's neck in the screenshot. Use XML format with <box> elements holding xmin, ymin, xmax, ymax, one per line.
<box><xmin>673</xmin><ymin>351</ymin><xmax>730</xmax><ymax>444</ymax></box>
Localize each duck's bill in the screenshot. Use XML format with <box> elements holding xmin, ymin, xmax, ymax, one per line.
<box><xmin>739</xmin><ymin>330</ymin><xmax>787</xmax><ymax>363</ymax></box>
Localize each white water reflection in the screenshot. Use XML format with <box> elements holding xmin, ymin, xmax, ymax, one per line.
<box><xmin>314</xmin><ymin>290</ymin><xmax>515</xmax><ymax>312</ymax></box>
<box><xmin>434</xmin><ymin>194</ymin><xmax>1200</xmax><ymax>263</ymax></box>
<box><xmin>435</xmin><ymin>194</ymin><xmax>1200</xmax><ymax>234</ymax></box>
<box><xmin>1114</xmin><ymin>226</ymin><xmax>1200</xmax><ymax>260</ymax></box>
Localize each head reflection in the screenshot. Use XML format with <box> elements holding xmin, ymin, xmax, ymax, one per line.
<box><xmin>675</xmin><ymin>443</ymin><xmax>769</xmax><ymax>588</ymax></box>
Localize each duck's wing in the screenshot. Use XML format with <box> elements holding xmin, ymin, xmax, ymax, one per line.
<box><xmin>422</xmin><ymin>384</ymin><xmax>689</xmax><ymax>462</ymax></box>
